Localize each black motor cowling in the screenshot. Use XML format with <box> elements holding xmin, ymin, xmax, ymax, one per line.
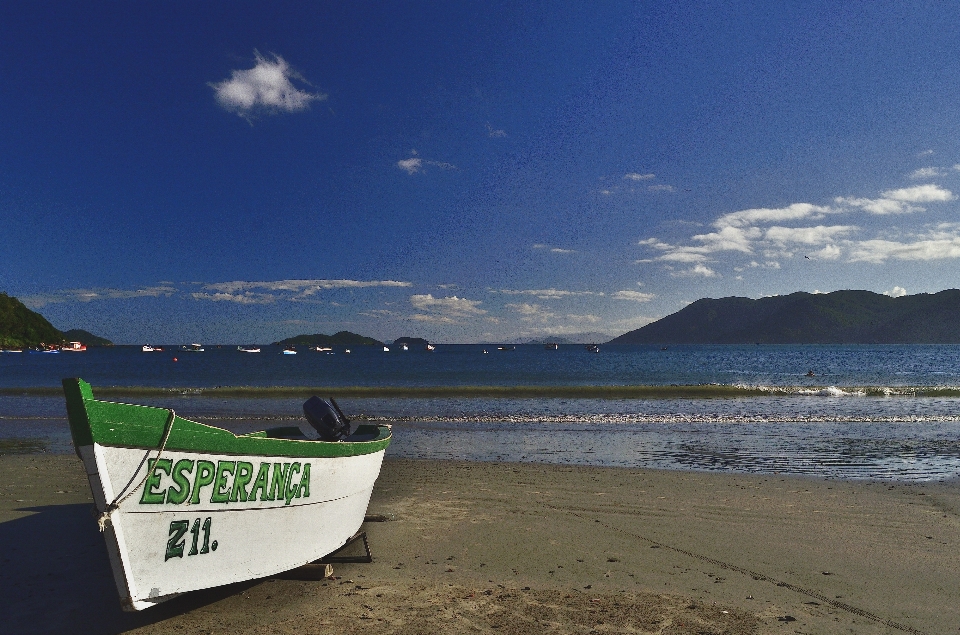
<box><xmin>302</xmin><ymin>396</ymin><xmax>351</xmax><ymax>441</ymax></box>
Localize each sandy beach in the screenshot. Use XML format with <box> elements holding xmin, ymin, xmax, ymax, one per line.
<box><xmin>1</xmin><ymin>454</ymin><xmax>958</xmax><ymax>635</ymax></box>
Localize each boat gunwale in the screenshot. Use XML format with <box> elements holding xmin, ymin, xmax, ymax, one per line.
<box><xmin>63</xmin><ymin>377</ymin><xmax>391</xmax><ymax>459</ymax></box>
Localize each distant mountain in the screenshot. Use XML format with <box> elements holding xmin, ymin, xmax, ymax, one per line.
<box><xmin>273</xmin><ymin>331</ymin><xmax>384</xmax><ymax>347</ymax></box>
<box><xmin>62</xmin><ymin>329</ymin><xmax>113</xmax><ymax>346</ymax></box>
<box><xmin>0</xmin><ymin>292</ymin><xmax>63</xmax><ymax>348</ymax></box>
<box><xmin>609</xmin><ymin>290</ymin><xmax>960</xmax><ymax>344</ymax></box>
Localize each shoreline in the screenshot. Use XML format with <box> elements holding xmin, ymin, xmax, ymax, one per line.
<box><xmin>2</xmin><ymin>455</ymin><xmax>958</xmax><ymax>634</ymax></box>
<box><xmin>6</xmin><ymin>384</ymin><xmax>960</xmax><ymax>398</ymax></box>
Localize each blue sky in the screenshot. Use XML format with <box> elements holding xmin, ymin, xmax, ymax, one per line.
<box><xmin>4</xmin><ymin>2</ymin><xmax>960</xmax><ymax>344</ymax></box>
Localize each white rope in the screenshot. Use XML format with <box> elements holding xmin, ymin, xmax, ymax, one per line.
<box><xmin>97</xmin><ymin>409</ymin><xmax>176</xmax><ymax>532</ymax></box>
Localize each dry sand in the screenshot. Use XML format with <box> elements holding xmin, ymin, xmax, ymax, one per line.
<box><xmin>1</xmin><ymin>454</ymin><xmax>958</xmax><ymax>634</ymax></box>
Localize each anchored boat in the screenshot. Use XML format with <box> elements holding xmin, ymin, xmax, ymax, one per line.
<box><xmin>62</xmin><ymin>378</ymin><xmax>391</xmax><ymax>611</ymax></box>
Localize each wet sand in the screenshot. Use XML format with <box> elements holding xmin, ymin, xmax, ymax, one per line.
<box><xmin>1</xmin><ymin>454</ymin><xmax>958</xmax><ymax>634</ymax></box>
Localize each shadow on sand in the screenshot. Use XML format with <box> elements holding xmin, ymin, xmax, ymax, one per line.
<box><xmin>0</xmin><ymin>503</ymin><xmax>257</xmax><ymax>635</ymax></box>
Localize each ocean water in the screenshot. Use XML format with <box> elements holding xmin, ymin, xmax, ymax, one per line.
<box><xmin>2</xmin><ymin>344</ymin><xmax>960</xmax><ymax>481</ymax></box>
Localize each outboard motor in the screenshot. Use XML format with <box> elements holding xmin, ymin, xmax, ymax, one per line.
<box><xmin>301</xmin><ymin>396</ymin><xmax>351</xmax><ymax>441</ymax></box>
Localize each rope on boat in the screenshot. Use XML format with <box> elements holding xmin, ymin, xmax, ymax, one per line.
<box><xmin>97</xmin><ymin>409</ymin><xmax>177</xmax><ymax>532</ymax></box>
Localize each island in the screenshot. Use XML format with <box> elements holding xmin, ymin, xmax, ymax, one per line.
<box><xmin>0</xmin><ymin>292</ymin><xmax>64</xmax><ymax>349</ymax></box>
<box><xmin>273</xmin><ymin>331</ymin><xmax>384</xmax><ymax>347</ymax></box>
<box><xmin>1</xmin><ymin>293</ymin><xmax>112</xmax><ymax>349</ymax></box>
<box><xmin>609</xmin><ymin>289</ymin><xmax>960</xmax><ymax>344</ymax></box>
<box><xmin>393</xmin><ymin>337</ymin><xmax>430</xmax><ymax>348</ymax></box>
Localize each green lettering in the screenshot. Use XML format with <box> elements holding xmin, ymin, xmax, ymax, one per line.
<box><xmin>190</xmin><ymin>460</ymin><xmax>216</xmax><ymax>504</ymax></box>
<box><xmin>230</xmin><ymin>461</ymin><xmax>254</xmax><ymax>502</ymax></box>
<box><xmin>249</xmin><ymin>462</ymin><xmax>271</xmax><ymax>501</ymax></box>
<box><xmin>166</xmin><ymin>520</ymin><xmax>188</xmax><ymax>560</ymax></box>
<box><xmin>298</xmin><ymin>463</ymin><xmax>311</xmax><ymax>499</ymax></box>
<box><xmin>139</xmin><ymin>458</ymin><xmax>171</xmax><ymax>504</ymax></box>
<box><xmin>284</xmin><ymin>462</ymin><xmax>302</xmax><ymax>505</ymax></box>
<box><xmin>210</xmin><ymin>461</ymin><xmax>236</xmax><ymax>503</ymax></box>
<box><xmin>166</xmin><ymin>459</ymin><xmax>194</xmax><ymax>504</ymax></box>
<box><xmin>268</xmin><ymin>463</ymin><xmax>290</xmax><ymax>502</ymax></box>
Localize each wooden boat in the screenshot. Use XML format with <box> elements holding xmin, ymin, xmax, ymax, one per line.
<box><xmin>62</xmin><ymin>378</ymin><xmax>391</xmax><ymax>611</ymax></box>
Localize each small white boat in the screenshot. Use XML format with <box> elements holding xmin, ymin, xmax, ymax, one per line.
<box><xmin>238</xmin><ymin>347</ymin><xmax>261</xmax><ymax>353</ymax></box>
<box><xmin>282</xmin><ymin>348</ymin><xmax>297</xmax><ymax>355</ymax></box>
<box><xmin>142</xmin><ymin>345</ymin><xmax>164</xmax><ymax>352</ymax></box>
<box><xmin>313</xmin><ymin>346</ymin><xmax>333</xmax><ymax>352</ymax></box>
<box><xmin>425</xmin><ymin>344</ymin><xmax>436</xmax><ymax>351</ymax></box>
<box><xmin>544</xmin><ymin>343</ymin><xmax>558</xmax><ymax>350</ymax></box>
<box><xmin>62</xmin><ymin>341</ymin><xmax>87</xmax><ymax>352</ymax></box>
<box><xmin>181</xmin><ymin>344</ymin><xmax>204</xmax><ymax>352</ymax></box>
<box><xmin>383</xmin><ymin>346</ymin><xmax>390</xmax><ymax>352</ymax></box>
<box><xmin>586</xmin><ymin>344</ymin><xmax>600</xmax><ymax>353</ymax></box>
<box><xmin>62</xmin><ymin>378</ymin><xmax>391</xmax><ymax>611</ymax></box>
<box><xmin>344</xmin><ymin>349</ymin><xmax>351</xmax><ymax>354</ymax></box>
<box><xmin>400</xmin><ymin>343</ymin><xmax>409</xmax><ymax>351</ymax></box>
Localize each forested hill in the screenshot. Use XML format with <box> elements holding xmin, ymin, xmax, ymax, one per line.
<box><xmin>273</xmin><ymin>331</ymin><xmax>384</xmax><ymax>347</ymax></box>
<box><xmin>609</xmin><ymin>290</ymin><xmax>960</xmax><ymax>344</ymax></box>
<box><xmin>0</xmin><ymin>292</ymin><xmax>63</xmax><ymax>348</ymax></box>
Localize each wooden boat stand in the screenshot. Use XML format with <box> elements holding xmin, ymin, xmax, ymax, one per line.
<box><xmin>314</xmin><ymin>530</ymin><xmax>372</xmax><ymax>564</ymax></box>
<box><xmin>276</xmin><ymin>531</ymin><xmax>372</xmax><ymax>580</ymax></box>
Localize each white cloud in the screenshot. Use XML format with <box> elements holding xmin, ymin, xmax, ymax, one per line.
<box><xmin>397</xmin><ymin>156</ymin><xmax>457</xmax><ymax>174</ymax></box>
<box><xmin>410</xmin><ymin>294</ymin><xmax>486</xmax><ymax>319</ymax></box>
<box><xmin>397</xmin><ymin>157</ymin><xmax>422</xmax><ymax>175</ymax></box>
<box><xmin>811</xmin><ymin>244</ymin><xmax>842</xmax><ymax>260</ymax></box>
<box><xmin>848</xmin><ymin>236</ymin><xmax>960</xmax><ymax>263</ymax></box>
<box><xmin>498</xmin><ymin>288</ymin><xmax>600</xmax><ymax>299</ymax></box>
<box><xmin>624</xmin><ymin>173</ymin><xmax>655</xmax><ymax>181</ymax></box>
<box><xmin>715</xmin><ymin>203</ymin><xmax>831</xmax><ymax>229</ymax></box>
<box><xmin>21</xmin><ymin>285</ymin><xmax>177</xmax><ymax>308</ymax></box>
<box><xmin>487</xmin><ymin>123</ymin><xmax>507</xmax><ymax>138</ymax></box>
<box><xmin>884</xmin><ymin>286</ymin><xmax>908</xmax><ymax>297</ymax></box>
<box><xmin>610</xmin><ymin>290</ymin><xmax>655</xmax><ymax>302</ymax></box>
<box><xmin>909</xmin><ymin>167</ymin><xmax>941</xmax><ymax>179</ymax></box>
<box><xmin>532</xmin><ymin>244</ymin><xmax>576</xmax><ymax>254</ymax></box>
<box><xmin>883</xmin><ymin>184</ymin><xmax>955</xmax><ymax>203</ymax></box>
<box><xmin>506</xmin><ymin>302</ymin><xmax>556</xmax><ymax>321</ymax></box>
<box><xmin>764</xmin><ymin>225</ymin><xmax>858</xmax><ymax>245</ymax></box>
<box><xmin>191</xmin><ymin>292</ymin><xmax>275</xmax><ymax>304</ymax></box>
<box><xmin>691</xmin><ymin>226</ymin><xmax>761</xmax><ymax>253</ymax></box>
<box><xmin>837</xmin><ymin>184</ymin><xmax>955</xmax><ymax>215</ymax></box>
<box><xmin>671</xmin><ymin>264</ymin><xmax>718</xmax><ymax>277</ymax></box>
<box><xmin>210</xmin><ymin>52</ymin><xmax>324</xmax><ymax>118</ymax></box>
<box><xmin>204</xmin><ymin>279</ymin><xmax>411</xmax><ymax>295</ymax></box>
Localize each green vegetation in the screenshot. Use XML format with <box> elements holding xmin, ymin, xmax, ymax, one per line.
<box><xmin>610</xmin><ymin>289</ymin><xmax>960</xmax><ymax>344</ymax></box>
<box><xmin>62</xmin><ymin>329</ymin><xmax>112</xmax><ymax>346</ymax></box>
<box><xmin>273</xmin><ymin>331</ymin><xmax>384</xmax><ymax>347</ymax></box>
<box><xmin>0</xmin><ymin>292</ymin><xmax>63</xmax><ymax>348</ymax></box>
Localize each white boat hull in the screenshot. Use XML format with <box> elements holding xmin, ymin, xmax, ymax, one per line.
<box><xmin>77</xmin><ymin>443</ymin><xmax>386</xmax><ymax>610</ymax></box>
